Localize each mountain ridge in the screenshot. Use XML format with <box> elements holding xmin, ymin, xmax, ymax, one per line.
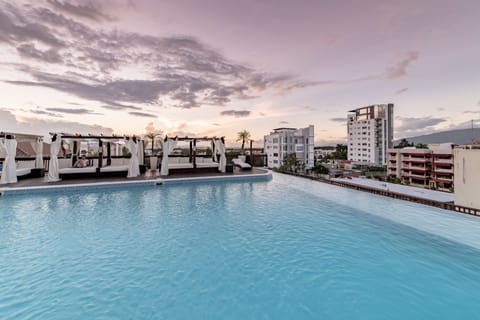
<box><xmin>395</xmin><ymin>128</ymin><xmax>479</xmax><ymax>145</ymax></box>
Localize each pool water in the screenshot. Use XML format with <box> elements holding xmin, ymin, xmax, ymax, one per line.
<box><xmin>1</xmin><ymin>173</ymin><xmax>480</xmax><ymax>319</ymax></box>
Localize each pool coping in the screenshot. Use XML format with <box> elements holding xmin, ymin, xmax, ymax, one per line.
<box><xmin>0</xmin><ymin>169</ymin><xmax>272</xmax><ymax>196</ymax></box>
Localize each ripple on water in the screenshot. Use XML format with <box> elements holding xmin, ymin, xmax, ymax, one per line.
<box><xmin>1</xmin><ymin>176</ymin><xmax>480</xmax><ymax>319</ymax></box>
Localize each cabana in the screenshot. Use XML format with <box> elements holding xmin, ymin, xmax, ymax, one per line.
<box><xmin>0</xmin><ymin>132</ymin><xmax>44</xmax><ymax>184</ymax></box>
<box><xmin>48</xmin><ymin>133</ymin><xmax>144</xmax><ymax>181</ymax></box>
<box><xmin>160</xmin><ymin>136</ymin><xmax>226</xmax><ymax>176</ymax></box>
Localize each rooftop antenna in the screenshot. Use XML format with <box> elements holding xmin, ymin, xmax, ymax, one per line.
<box><xmin>472</xmin><ymin>119</ymin><xmax>475</xmax><ymax>143</ymax></box>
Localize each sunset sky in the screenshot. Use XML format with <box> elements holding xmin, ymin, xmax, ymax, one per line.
<box><xmin>0</xmin><ymin>0</ymin><xmax>479</xmax><ymax>145</ymax></box>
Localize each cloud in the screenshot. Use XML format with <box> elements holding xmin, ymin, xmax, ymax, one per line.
<box><xmin>45</xmin><ymin>107</ymin><xmax>101</xmax><ymax>115</ymax></box>
<box><xmin>0</xmin><ymin>109</ymin><xmax>113</xmax><ymax>137</ymax></box>
<box><xmin>46</xmin><ymin>0</ymin><xmax>113</xmax><ymax>22</ymax></box>
<box><xmin>464</xmin><ymin>110</ymin><xmax>480</xmax><ymax>114</ymax></box>
<box><xmin>0</xmin><ymin>3</ymin><xmax>322</xmax><ymax>112</ymax></box>
<box><xmin>395</xmin><ymin>87</ymin><xmax>408</xmax><ymax>95</ymax></box>
<box><xmin>16</xmin><ymin>43</ymin><xmax>62</xmax><ymax>63</ymax></box>
<box><xmin>354</xmin><ymin>52</ymin><xmax>419</xmax><ymax>82</ymax></box>
<box><xmin>279</xmin><ymin>121</ymin><xmax>289</xmax><ymax>124</ymax></box>
<box><xmin>383</xmin><ymin>52</ymin><xmax>419</xmax><ymax>79</ymax></box>
<box><xmin>220</xmin><ymin>110</ymin><xmax>251</xmax><ymax>118</ymax></box>
<box><xmin>396</xmin><ymin>116</ymin><xmax>447</xmax><ymax>136</ymax></box>
<box><xmin>0</xmin><ymin>5</ymin><xmax>64</xmax><ymax>47</ymax></box>
<box><xmin>128</xmin><ymin>111</ymin><xmax>157</xmax><ymax>118</ymax></box>
<box><xmin>29</xmin><ymin>108</ymin><xmax>63</xmax><ymax>118</ymax></box>
<box><xmin>330</xmin><ymin>117</ymin><xmax>346</xmax><ymax>123</ymax></box>
<box><xmin>145</xmin><ymin>122</ymin><xmax>163</xmax><ymax>134</ymax></box>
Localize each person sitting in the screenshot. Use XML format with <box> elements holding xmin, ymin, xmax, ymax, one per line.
<box><xmin>73</xmin><ymin>155</ymin><xmax>89</xmax><ymax>168</ymax></box>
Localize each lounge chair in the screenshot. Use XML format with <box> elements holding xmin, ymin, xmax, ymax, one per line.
<box><xmin>232</xmin><ymin>158</ymin><xmax>252</xmax><ymax>170</ymax></box>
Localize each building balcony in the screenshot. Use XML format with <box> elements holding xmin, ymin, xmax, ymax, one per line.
<box><xmin>433</xmin><ymin>160</ymin><xmax>453</xmax><ymax>166</ymax></box>
<box><xmin>410</xmin><ymin>173</ymin><xmax>428</xmax><ymax>179</ymax></box>
<box><xmin>432</xmin><ymin>153</ymin><xmax>453</xmax><ymax>158</ymax></box>
<box><xmin>433</xmin><ymin>168</ymin><xmax>453</xmax><ymax>174</ymax></box>
<box><xmin>402</xmin><ymin>153</ymin><xmax>432</xmax><ymax>157</ymax></box>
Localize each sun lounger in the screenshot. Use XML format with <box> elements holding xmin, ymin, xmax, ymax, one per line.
<box><xmin>195</xmin><ymin>157</ymin><xmax>219</xmax><ymax>169</ymax></box>
<box><xmin>232</xmin><ymin>158</ymin><xmax>252</xmax><ymax>170</ymax></box>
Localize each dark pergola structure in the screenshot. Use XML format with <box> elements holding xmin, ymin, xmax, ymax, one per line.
<box><xmin>164</xmin><ymin>135</ymin><xmax>225</xmax><ymax>168</ymax></box>
<box><xmin>58</xmin><ymin>134</ymin><xmax>144</xmax><ymax>169</ymax></box>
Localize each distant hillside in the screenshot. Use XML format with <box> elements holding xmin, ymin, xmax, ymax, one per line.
<box><xmin>395</xmin><ymin>128</ymin><xmax>479</xmax><ymax>145</ymax></box>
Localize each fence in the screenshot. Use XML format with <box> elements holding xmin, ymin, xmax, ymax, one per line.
<box><xmin>279</xmin><ymin>171</ymin><xmax>480</xmax><ymax>217</ymax></box>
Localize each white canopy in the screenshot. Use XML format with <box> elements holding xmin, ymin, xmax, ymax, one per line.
<box><xmin>32</xmin><ymin>138</ymin><xmax>43</xmax><ymax>169</ymax></box>
<box><xmin>160</xmin><ymin>138</ymin><xmax>178</xmax><ymax>176</ymax></box>
<box><xmin>126</xmin><ymin>138</ymin><xmax>140</xmax><ymax>178</ymax></box>
<box><xmin>48</xmin><ymin>138</ymin><xmax>61</xmax><ymax>182</ymax></box>
<box><xmin>214</xmin><ymin>139</ymin><xmax>226</xmax><ymax>173</ymax></box>
<box><xmin>0</xmin><ymin>137</ymin><xmax>18</xmax><ymax>184</ymax></box>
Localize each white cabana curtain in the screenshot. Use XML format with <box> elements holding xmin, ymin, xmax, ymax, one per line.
<box><xmin>32</xmin><ymin>138</ymin><xmax>43</xmax><ymax>169</ymax></box>
<box><xmin>48</xmin><ymin>138</ymin><xmax>61</xmax><ymax>182</ymax></box>
<box><xmin>138</xmin><ymin>139</ymin><xmax>144</xmax><ymax>166</ymax></box>
<box><xmin>215</xmin><ymin>139</ymin><xmax>226</xmax><ymax>173</ymax></box>
<box><xmin>0</xmin><ymin>137</ymin><xmax>18</xmax><ymax>184</ymax></box>
<box><xmin>160</xmin><ymin>138</ymin><xmax>178</xmax><ymax>176</ymax></box>
<box><xmin>212</xmin><ymin>140</ymin><xmax>218</xmax><ymax>162</ymax></box>
<box><xmin>126</xmin><ymin>138</ymin><xmax>140</xmax><ymax>178</ymax></box>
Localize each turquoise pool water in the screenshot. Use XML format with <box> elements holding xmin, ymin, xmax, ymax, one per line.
<box><xmin>1</xmin><ymin>173</ymin><xmax>480</xmax><ymax>319</ymax></box>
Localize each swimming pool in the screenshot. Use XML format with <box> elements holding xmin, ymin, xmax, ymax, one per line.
<box><xmin>1</xmin><ymin>172</ymin><xmax>480</xmax><ymax>319</ymax></box>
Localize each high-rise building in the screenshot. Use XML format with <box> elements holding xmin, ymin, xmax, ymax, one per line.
<box><xmin>347</xmin><ymin>104</ymin><xmax>394</xmax><ymax>165</ymax></box>
<box><xmin>264</xmin><ymin>125</ymin><xmax>314</xmax><ymax>169</ymax></box>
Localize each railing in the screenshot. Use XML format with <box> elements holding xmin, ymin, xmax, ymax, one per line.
<box><xmin>277</xmin><ymin>171</ymin><xmax>480</xmax><ymax>217</ymax></box>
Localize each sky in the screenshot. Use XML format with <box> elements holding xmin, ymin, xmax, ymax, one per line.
<box><xmin>0</xmin><ymin>0</ymin><xmax>479</xmax><ymax>146</ymax></box>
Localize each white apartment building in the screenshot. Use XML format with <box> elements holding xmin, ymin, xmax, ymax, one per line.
<box><xmin>347</xmin><ymin>104</ymin><xmax>394</xmax><ymax>165</ymax></box>
<box><xmin>454</xmin><ymin>144</ymin><xmax>480</xmax><ymax>210</ymax></box>
<box><xmin>264</xmin><ymin>125</ymin><xmax>314</xmax><ymax>169</ymax></box>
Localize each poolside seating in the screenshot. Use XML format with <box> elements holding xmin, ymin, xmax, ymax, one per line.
<box><xmin>59</xmin><ymin>158</ymin><xmax>98</xmax><ymax>179</ymax></box>
<box><xmin>100</xmin><ymin>158</ymin><xmax>129</xmax><ymax>176</ymax></box>
<box><xmin>232</xmin><ymin>158</ymin><xmax>252</xmax><ymax>170</ymax></box>
<box><xmin>195</xmin><ymin>157</ymin><xmax>219</xmax><ymax>169</ymax></box>
<box><xmin>168</xmin><ymin>157</ymin><xmax>194</xmax><ymax>170</ymax></box>
<box><xmin>0</xmin><ymin>160</ymin><xmax>36</xmax><ymax>179</ymax></box>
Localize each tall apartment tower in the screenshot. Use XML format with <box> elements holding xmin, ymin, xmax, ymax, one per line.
<box><xmin>347</xmin><ymin>104</ymin><xmax>394</xmax><ymax>165</ymax></box>
<box><xmin>264</xmin><ymin>125</ymin><xmax>314</xmax><ymax>169</ymax></box>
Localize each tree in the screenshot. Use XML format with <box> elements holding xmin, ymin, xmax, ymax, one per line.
<box><xmin>312</xmin><ymin>164</ymin><xmax>329</xmax><ymax>174</ymax></box>
<box><xmin>415</xmin><ymin>143</ymin><xmax>428</xmax><ymax>149</ymax></box>
<box><xmin>333</xmin><ymin>144</ymin><xmax>347</xmax><ymax>159</ymax></box>
<box><xmin>395</xmin><ymin>138</ymin><xmax>413</xmax><ymax>148</ymax></box>
<box><xmin>279</xmin><ymin>153</ymin><xmax>298</xmax><ymax>172</ymax></box>
<box><xmin>236</xmin><ymin>130</ymin><xmax>251</xmax><ymax>154</ymax></box>
<box><xmin>144</xmin><ymin>131</ymin><xmax>163</xmax><ymax>155</ymax></box>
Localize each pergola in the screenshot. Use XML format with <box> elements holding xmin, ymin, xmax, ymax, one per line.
<box><xmin>48</xmin><ymin>133</ymin><xmax>144</xmax><ymax>182</ymax></box>
<box><xmin>0</xmin><ymin>132</ymin><xmax>44</xmax><ymax>184</ymax></box>
<box><xmin>58</xmin><ymin>134</ymin><xmax>144</xmax><ymax>167</ymax></box>
<box><xmin>160</xmin><ymin>136</ymin><xmax>226</xmax><ymax>175</ymax></box>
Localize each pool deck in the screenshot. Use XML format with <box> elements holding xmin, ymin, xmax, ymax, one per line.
<box><xmin>280</xmin><ymin>171</ymin><xmax>480</xmax><ymax>217</ymax></box>
<box><xmin>331</xmin><ymin>177</ymin><xmax>454</xmax><ymax>203</ymax></box>
<box><xmin>0</xmin><ymin>167</ymin><xmax>271</xmax><ymax>194</ymax></box>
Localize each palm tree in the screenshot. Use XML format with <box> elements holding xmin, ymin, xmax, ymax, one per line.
<box><xmin>236</xmin><ymin>130</ymin><xmax>251</xmax><ymax>154</ymax></box>
<box><xmin>144</xmin><ymin>131</ymin><xmax>163</xmax><ymax>155</ymax></box>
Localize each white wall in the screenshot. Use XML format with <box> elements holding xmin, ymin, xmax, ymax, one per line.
<box><xmin>454</xmin><ymin>148</ymin><xmax>480</xmax><ymax>209</ymax></box>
